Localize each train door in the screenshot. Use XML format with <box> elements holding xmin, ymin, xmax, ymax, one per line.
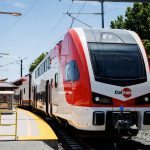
<box><xmin>49</xmin><ymin>79</ymin><xmax>53</xmax><ymax>116</ymax></box>
<box><xmin>54</xmin><ymin>73</ymin><xmax>59</xmax><ymax>102</ymax></box>
<box><xmin>52</xmin><ymin>73</ymin><xmax>60</xmax><ymax>107</ymax></box>
<box><xmin>28</xmin><ymin>74</ymin><xmax>32</xmax><ymax>106</ymax></box>
<box><xmin>45</xmin><ymin>80</ymin><xmax>49</xmax><ymax>114</ymax></box>
<box><xmin>19</xmin><ymin>90</ymin><xmax>23</xmax><ymax>105</ymax></box>
<box><xmin>33</xmin><ymin>86</ymin><xmax>37</xmax><ymax>108</ymax></box>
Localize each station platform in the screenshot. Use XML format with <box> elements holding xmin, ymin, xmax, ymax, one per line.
<box><xmin>0</xmin><ymin>108</ymin><xmax>58</xmax><ymax>149</ymax></box>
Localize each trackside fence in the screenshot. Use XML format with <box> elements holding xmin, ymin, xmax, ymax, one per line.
<box><xmin>0</xmin><ymin>110</ymin><xmax>17</xmax><ymax>140</ymax></box>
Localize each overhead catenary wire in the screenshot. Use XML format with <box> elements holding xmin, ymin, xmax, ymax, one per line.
<box><xmin>67</xmin><ymin>13</ymin><xmax>92</xmax><ymax>28</ymax></box>
<box><xmin>0</xmin><ymin>4</ymin><xmax>127</xmax><ymax>44</ymax></box>
<box><xmin>0</xmin><ymin>1</ymin><xmax>86</xmax><ymax>76</ymax></box>
<box><xmin>68</xmin><ymin>0</ymin><xmax>87</xmax><ymax>27</ymax></box>
<box><xmin>74</xmin><ymin>0</ymin><xmax>87</xmax><ymax>18</ymax></box>
<box><xmin>0</xmin><ymin>57</ymin><xmax>27</xmax><ymax>68</ymax></box>
<box><xmin>46</xmin><ymin>0</ymin><xmax>89</xmax><ymax>51</ymax></box>
<box><xmin>44</xmin><ymin>0</ymin><xmax>88</xmax><ymax>51</ymax></box>
<box><xmin>34</xmin><ymin>1</ymin><xmax>74</xmax><ymax>46</ymax></box>
<box><xmin>69</xmin><ymin>18</ymin><xmax>75</xmax><ymax>28</ymax></box>
<box><xmin>0</xmin><ymin>1</ymin><xmax>74</xmax><ymax>79</ymax></box>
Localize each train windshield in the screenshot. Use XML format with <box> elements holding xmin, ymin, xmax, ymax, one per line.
<box><xmin>88</xmin><ymin>43</ymin><xmax>147</xmax><ymax>86</ymax></box>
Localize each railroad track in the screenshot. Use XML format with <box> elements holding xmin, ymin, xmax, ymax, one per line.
<box><xmin>21</xmin><ymin>106</ymin><xmax>150</xmax><ymax>150</ymax></box>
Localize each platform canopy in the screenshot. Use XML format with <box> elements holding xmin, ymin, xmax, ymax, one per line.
<box><xmin>0</xmin><ymin>82</ymin><xmax>17</xmax><ymax>90</ymax></box>
<box><xmin>73</xmin><ymin>0</ymin><xmax>150</xmax><ymax>2</ymax></box>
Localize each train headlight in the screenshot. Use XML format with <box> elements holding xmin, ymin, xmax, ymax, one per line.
<box><xmin>95</xmin><ymin>97</ymin><xmax>100</xmax><ymax>102</ymax></box>
<box><xmin>92</xmin><ymin>92</ymin><xmax>113</xmax><ymax>105</ymax></box>
<box><xmin>135</xmin><ymin>93</ymin><xmax>150</xmax><ymax>105</ymax></box>
<box><xmin>144</xmin><ymin>97</ymin><xmax>149</xmax><ymax>102</ymax></box>
<box><xmin>101</xmin><ymin>33</ymin><xmax>122</xmax><ymax>43</ymax></box>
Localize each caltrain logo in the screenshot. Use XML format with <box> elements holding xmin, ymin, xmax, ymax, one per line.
<box><xmin>115</xmin><ymin>88</ymin><xmax>132</xmax><ymax>98</ymax></box>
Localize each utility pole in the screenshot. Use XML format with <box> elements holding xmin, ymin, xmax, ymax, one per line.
<box><xmin>101</xmin><ymin>1</ymin><xmax>104</xmax><ymax>28</ymax></box>
<box><xmin>21</xmin><ymin>59</ymin><xmax>22</xmax><ymax>77</ymax></box>
<box><xmin>28</xmin><ymin>73</ymin><xmax>32</xmax><ymax>106</ymax></box>
<box><xmin>73</xmin><ymin>0</ymin><xmax>105</xmax><ymax>28</ymax></box>
<box><xmin>19</xmin><ymin>57</ymin><xmax>27</xmax><ymax>78</ymax></box>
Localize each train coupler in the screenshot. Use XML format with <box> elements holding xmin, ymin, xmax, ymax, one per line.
<box><xmin>106</xmin><ymin>111</ymin><xmax>138</xmax><ymax>136</ymax></box>
<box><xmin>115</xmin><ymin>120</ymin><xmax>130</xmax><ymax>132</ymax></box>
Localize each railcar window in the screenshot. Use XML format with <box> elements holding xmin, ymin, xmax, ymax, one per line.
<box><xmin>38</xmin><ymin>68</ymin><xmax>40</xmax><ymax>77</ymax></box>
<box><xmin>44</xmin><ymin>61</ymin><xmax>47</xmax><ymax>72</ymax></box>
<box><xmin>41</xmin><ymin>63</ymin><xmax>44</xmax><ymax>74</ymax></box>
<box><xmin>55</xmin><ymin>73</ymin><xmax>58</xmax><ymax>88</ymax></box>
<box><xmin>88</xmin><ymin>43</ymin><xmax>146</xmax><ymax>86</ymax></box>
<box><xmin>34</xmin><ymin>57</ymin><xmax>51</xmax><ymax>79</ymax></box>
<box><xmin>47</xmin><ymin>57</ymin><xmax>50</xmax><ymax>69</ymax></box>
<box><xmin>36</xmin><ymin>70</ymin><xmax>38</xmax><ymax>78</ymax></box>
<box><xmin>35</xmin><ymin>70</ymin><xmax>37</xmax><ymax>79</ymax></box>
<box><xmin>65</xmin><ymin>64</ymin><xmax>70</xmax><ymax>81</ymax></box>
<box><xmin>65</xmin><ymin>60</ymin><xmax>80</xmax><ymax>82</ymax></box>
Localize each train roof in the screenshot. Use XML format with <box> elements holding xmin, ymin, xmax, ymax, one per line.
<box><xmin>31</xmin><ymin>28</ymin><xmax>138</xmax><ymax>75</ymax></box>
<box><xmin>73</xmin><ymin>28</ymin><xmax>137</xmax><ymax>44</ymax></box>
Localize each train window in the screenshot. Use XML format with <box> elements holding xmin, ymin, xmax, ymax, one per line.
<box><xmin>44</xmin><ymin>60</ymin><xmax>47</xmax><ymax>72</ymax></box>
<box><xmin>36</xmin><ymin>70</ymin><xmax>38</xmax><ymax>78</ymax></box>
<box><xmin>44</xmin><ymin>61</ymin><xmax>46</xmax><ymax>72</ymax></box>
<box><xmin>41</xmin><ymin>63</ymin><xmax>44</xmax><ymax>74</ymax></box>
<box><xmin>65</xmin><ymin>64</ymin><xmax>70</xmax><ymax>81</ymax></box>
<box><xmin>65</xmin><ymin>60</ymin><xmax>80</xmax><ymax>82</ymax></box>
<box><xmin>88</xmin><ymin>43</ymin><xmax>147</xmax><ymax>86</ymax></box>
<box><xmin>38</xmin><ymin>68</ymin><xmax>40</xmax><ymax>77</ymax></box>
<box><xmin>35</xmin><ymin>70</ymin><xmax>37</xmax><ymax>78</ymax></box>
<box><xmin>40</xmin><ymin>66</ymin><xmax>42</xmax><ymax>75</ymax></box>
<box><xmin>55</xmin><ymin>73</ymin><xmax>58</xmax><ymax>88</ymax></box>
<box><xmin>47</xmin><ymin>57</ymin><xmax>50</xmax><ymax>70</ymax></box>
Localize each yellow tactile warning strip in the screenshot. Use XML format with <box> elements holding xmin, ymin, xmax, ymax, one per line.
<box><xmin>16</xmin><ymin>108</ymin><xmax>57</xmax><ymax>141</ymax></box>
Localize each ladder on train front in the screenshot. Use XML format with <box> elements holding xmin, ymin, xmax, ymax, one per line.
<box><xmin>0</xmin><ymin>110</ymin><xmax>17</xmax><ymax>140</ymax></box>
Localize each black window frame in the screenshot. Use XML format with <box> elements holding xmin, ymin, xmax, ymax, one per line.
<box><xmin>88</xmin><ymin>42</ymin><xmax>147</xmax><ymax>86</ymax></box>
<box><xmin>65</xmin><ymin>60</ymin><xmax>80</xmax><ymax>82</ymax></box>
<box><xmin>55</xmin><ymin>73</ymin><xmax>58</xmax><ymax>88</ymax></box>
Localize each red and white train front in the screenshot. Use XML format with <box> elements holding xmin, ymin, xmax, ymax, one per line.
<box><xmin>56</xmin><ymin>28</ymin><xmax>150</xmax><ymax>135</ymax></box>
<box><xmin>31</xmin><ymin>28</ymin><xmax>150</xmax><ymax>135</ymax></box>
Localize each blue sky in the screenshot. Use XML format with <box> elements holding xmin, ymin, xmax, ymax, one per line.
<box><xmin>0</xmin><ymin>0</ymin><xmax>133</xmax><ymax>81</ymax></box>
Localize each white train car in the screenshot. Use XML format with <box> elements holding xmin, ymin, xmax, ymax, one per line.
<box><xmin>30</xmin><ymin>28</ymin><xmax>150</xmax><ymax>136</ymax></box>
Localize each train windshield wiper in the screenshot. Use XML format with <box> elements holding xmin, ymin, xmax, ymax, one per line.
<box><xmin>115</xmin><ymin>53</ymin><xmax>134</xmax><ymax>63</ymax></box>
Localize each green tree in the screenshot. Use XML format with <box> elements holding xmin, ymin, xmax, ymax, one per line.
<box><xmin>110</xmin><ymin>3</ymin><xmax>150</xmax><ymax>56</ymax></box>
<box><xmin>111</xmin><ymin>15</ymin><xmax>125</xmax><ymax>29</ymax></box>
<box><xmin>29</xmin><ymin>52</ymin><xmax>47</xmax><ymax>73</ymax></box>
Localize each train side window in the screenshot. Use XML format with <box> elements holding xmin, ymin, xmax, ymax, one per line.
<box><xmin>35</xmin><ymin>70</ymin><xmax>37</xmax><ymax>79</ymax></box>
<box><xmin>65</xmin><ymin>63</ymin><xmax>71</xmax><ymax>81</ymax></box>
<box><xmin>65</xmin><ymin>60</ymin><xmax>80</xmax><ymax>82</ymax></box>
<box><xmin>38</xmin><ymin>67</ymin><xmax>40</xmax><ymax>77</ymax></box>
<box><xmin>55</xmin><ymin>73</ymin><xmax>58</xmax><ymax>88</ymax></box>
<box><xmin>47</xmin><ymin>57</ymin><xmax>50</xmax><ymax>70</ymax></box>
